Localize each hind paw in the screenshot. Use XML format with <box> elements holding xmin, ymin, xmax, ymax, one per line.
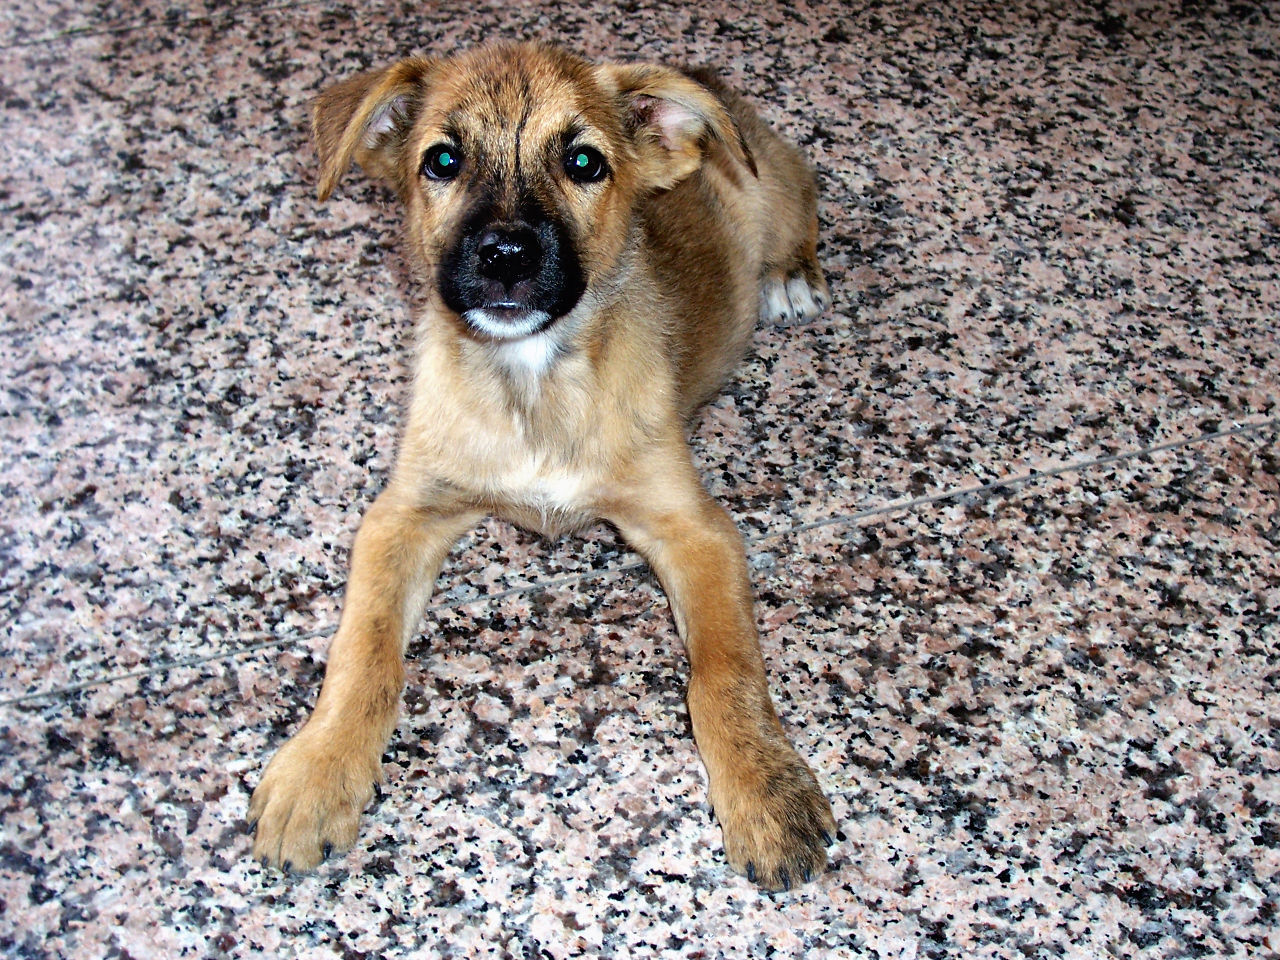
<box><xmin>760</xmin><ymin>269</ymin><xmax>830</xmax><ymax>326</ymax></box>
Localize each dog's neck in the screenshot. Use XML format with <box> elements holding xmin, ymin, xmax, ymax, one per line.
<box><xmin>413</xmin><ymin>237</ymin><xmax>656</xmax><ymax>454</ymax></box>
<box><xmin>473</xmin><ymin>240</ymin><xmax>642</xmax><ymax>401</ymax></box>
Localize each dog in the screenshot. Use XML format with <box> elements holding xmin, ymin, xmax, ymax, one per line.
<box><xmin>248</xmin><ymin>41</ymin><xmax>834</xmax><ymax>891</ymax></box>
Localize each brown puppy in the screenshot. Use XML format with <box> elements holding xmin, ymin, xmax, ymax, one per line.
<box><xmin>248</xmin><ymin>42</ymin><xmax>834</xmax><ymax>891</ymax></box>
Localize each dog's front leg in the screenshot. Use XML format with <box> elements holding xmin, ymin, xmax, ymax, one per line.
<box><xmin>249</xmin><ymin>485</ymin><xmax>479</xmax><ymax>871</ymax></box>
<box><xmin>608</xmin><ymin>447</ymin><xmax>836</xmax><ymax>890</ymax></box>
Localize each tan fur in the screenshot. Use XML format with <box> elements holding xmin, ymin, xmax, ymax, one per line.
<box><xmin>248</xmin><ymin>42</ymin><xmax>834</xmax><ymax>891</ymax></box>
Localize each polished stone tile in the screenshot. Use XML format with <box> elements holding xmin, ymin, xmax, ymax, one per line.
<box><xmin>2</xmin><ymin>427</ymin><xmax>1276</xmax><ymax>957</ymax></box>
<box><xmin>3</xmin><ymin>1</ymin><xmax>1278</xmax><ymax>700</ymax></box>
<box><xmin>1</xmin><ymin>0</ymin><xmax>1278</xmax><ymax>956</ymax></box>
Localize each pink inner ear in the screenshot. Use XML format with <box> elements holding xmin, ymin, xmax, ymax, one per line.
<box><xmin>634</xmin><ymin>95</ymin><xmax>703</xmax><ymax>151</ymax></box>
<box><xmin>363</xmin><ymin>94</ymin><xmax>411</xmax><ymax>147</ymax></box>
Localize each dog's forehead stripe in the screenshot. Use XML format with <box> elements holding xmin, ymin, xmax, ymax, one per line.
<box><xmin>407</xmin><ymin>48</ymin><xmax>632</xmax><ymax>202</ymax></box>
<box><xmin>426</xmin><ymin>47</ymin><xmax>612</xmax><ymax>135</ymax></box>
<box><xmin>428</xmin><ymin>76</ymin><xmax>614</xmax><ymax>175</ymax></box>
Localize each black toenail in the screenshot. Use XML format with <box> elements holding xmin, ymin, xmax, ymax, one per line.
<box><xmin>323</xmin><ymin>843</ymin><xmax>333</xmax><ymax>860</ymax></box>
<box><xmin>779</xmin><ymin>868</ymin><xmax>791</xmax><ymax>891</ymax></box>
<box><xmin>746</xmin><ymin>862</ymin><xmax>757</xmax><ymax>883</ymax></box>
<box><xmin>283</xmin><ymin>860</ymin><xmax>293</xmax><ymax>873</ymax></box>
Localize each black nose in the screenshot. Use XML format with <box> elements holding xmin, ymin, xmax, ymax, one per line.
<box><xmin>476</xmin><ymin>227</ymin><xmax>542</xmax><ymax>290</ymax></box>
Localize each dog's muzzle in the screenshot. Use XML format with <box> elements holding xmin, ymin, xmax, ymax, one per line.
<box><xmin>440</xmin><ymin>212</ymin><xmax>585</xmax><ymax>340</ymax></box>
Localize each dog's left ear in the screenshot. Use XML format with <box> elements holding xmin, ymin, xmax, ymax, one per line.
<box><xmin>597</xmin><ymin>64</ymin><xmax>756</xmax><ymax>190</ymax></box>
<box><xmin>312</xmin><ymin>57</ymin><xmax>434</xmax><ymax>201</ymax></box>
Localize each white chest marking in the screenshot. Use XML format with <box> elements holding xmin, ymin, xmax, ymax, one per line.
<box><xmin>495</xmin><ymin>457</ymin><xmax>590</xmax><ymax>524</ymax></box>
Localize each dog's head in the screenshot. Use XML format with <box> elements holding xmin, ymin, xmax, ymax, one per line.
<box><xmin>311</xmin><ymin>43</ymin><xmax>752</xmax><ymax>342</ymax></box>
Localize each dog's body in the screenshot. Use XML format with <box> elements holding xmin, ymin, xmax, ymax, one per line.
<box><xmin>249</xmin><ymin>42</ymin><xmax>834</xmax><ymax>890</ymax></box>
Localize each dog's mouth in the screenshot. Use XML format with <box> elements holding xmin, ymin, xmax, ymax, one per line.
<box><xmin>459</xmin><ymin>304</ymin><xmax>555</xmax><ymax>340</ymax></box>
<box><xmin>439</xmin><ymin>209</ymin><xmax>585</xmax><ymax>339</ymax></box>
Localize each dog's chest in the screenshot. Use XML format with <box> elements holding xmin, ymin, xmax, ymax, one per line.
<box><xmin>411</xmin><ymin>335</ymin><xmax>650</xmax><ymax>532</ymax></box>
<box><xmin>485</xmin><ymin>450</ymin><xmax>599</xmax><ymax>534</ymax></box>
<box><xmin>500</xmin><ymin>454</ymin><xmax>586</xmax><ymax>508</ymax></box>
<box><xmin>458</xmin><ymin>390</ymin><xmax>603</xmax><ymax>530</ymax></box>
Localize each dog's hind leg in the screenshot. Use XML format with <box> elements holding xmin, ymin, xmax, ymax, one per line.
<box><xmin>248</xmin><ymin>488</ymin><xmax>480</xmax><ymax>871</ymax></box>
<box><xmin>758</xmin><ymin>206</ymin><xmax>830</xmax><ymax>327</ymax></box>
<box><xmin>607</xmin><ymin>443</ymin><xmax>836</xmax><ymax>890</ymax></box>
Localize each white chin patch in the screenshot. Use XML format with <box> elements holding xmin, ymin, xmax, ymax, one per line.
<box><xmin>492</xmin><ymin>330</ymin><xmax>561</xmax><ymax>378</ymax></box>
<box><xmin>462</xmin><ymin>308</ymin><xmax>553</xmax><ymax>341</ymax></box>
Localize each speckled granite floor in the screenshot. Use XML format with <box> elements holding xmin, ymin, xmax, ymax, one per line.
<box><xmin>1</xmin><ymin>0</ymin><xmax>1277</xmax><ymax>957</ymax></box>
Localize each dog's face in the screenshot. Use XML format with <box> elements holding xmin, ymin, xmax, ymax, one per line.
<box><xmin>312</xmin><ymin>43</ymin><xmax>752</xmax><ymax>343</ymax></box>
<box><xmin>410</xmin><ymin>47</ymin><xmax>635</xmax><ymax>341</ymax></box>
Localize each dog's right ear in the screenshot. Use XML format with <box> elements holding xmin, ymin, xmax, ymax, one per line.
<box><xmin>312</xmin><ymin>58</ymin><xmax>434</xmax><ymax>201</ymax></box>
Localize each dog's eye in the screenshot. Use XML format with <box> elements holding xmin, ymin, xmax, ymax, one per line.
<box><xmin>422</xmin><ymin>144</ymin><xmax>463</xmax><ymax>181</ymax></box>
<box><xmin>564</xmin><ymin>146</ymin><xmax>608</xmax><ymax>184</ymax></box>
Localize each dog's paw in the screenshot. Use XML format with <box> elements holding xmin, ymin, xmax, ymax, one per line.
<box><xmin>247</xmin><ymin>727</ymin><xmax>380</xmax><ymax>872</ymax></box>
<box><xmin>759</xmin><ymin>267</ymin><xmax>830</xmax><ymax>326</ymax></box>
<box><xmin>716</xmin><ymin>747</ymin><xmax>836</xmax><ymax>891</ymax></box>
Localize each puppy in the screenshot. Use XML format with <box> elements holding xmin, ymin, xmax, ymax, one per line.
<box><xmin>249</xmin><ymin>42</ymin><xmax>834</xmax><ymax>891</ymax></box>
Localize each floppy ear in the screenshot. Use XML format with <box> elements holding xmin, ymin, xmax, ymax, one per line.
<box><xmin>312</xmin><ymin>57</ymin><xmax>434</xmax><ymax>201</ymax></box>
<box><xmin>596</xmin><ymin>63</ymin><xmax>756</xmax><ymax>190</ymax></box>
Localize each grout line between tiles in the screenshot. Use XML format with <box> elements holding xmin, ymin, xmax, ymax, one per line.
<box><xmin>2</xmin><ymin>415</ymin><xmax>1276</xmax><ymax>708</ymax></box>
<box><xmin>763</xmin><ymin>415</ymin><xmax>1280</xmax><ymax>543</ymax></box>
